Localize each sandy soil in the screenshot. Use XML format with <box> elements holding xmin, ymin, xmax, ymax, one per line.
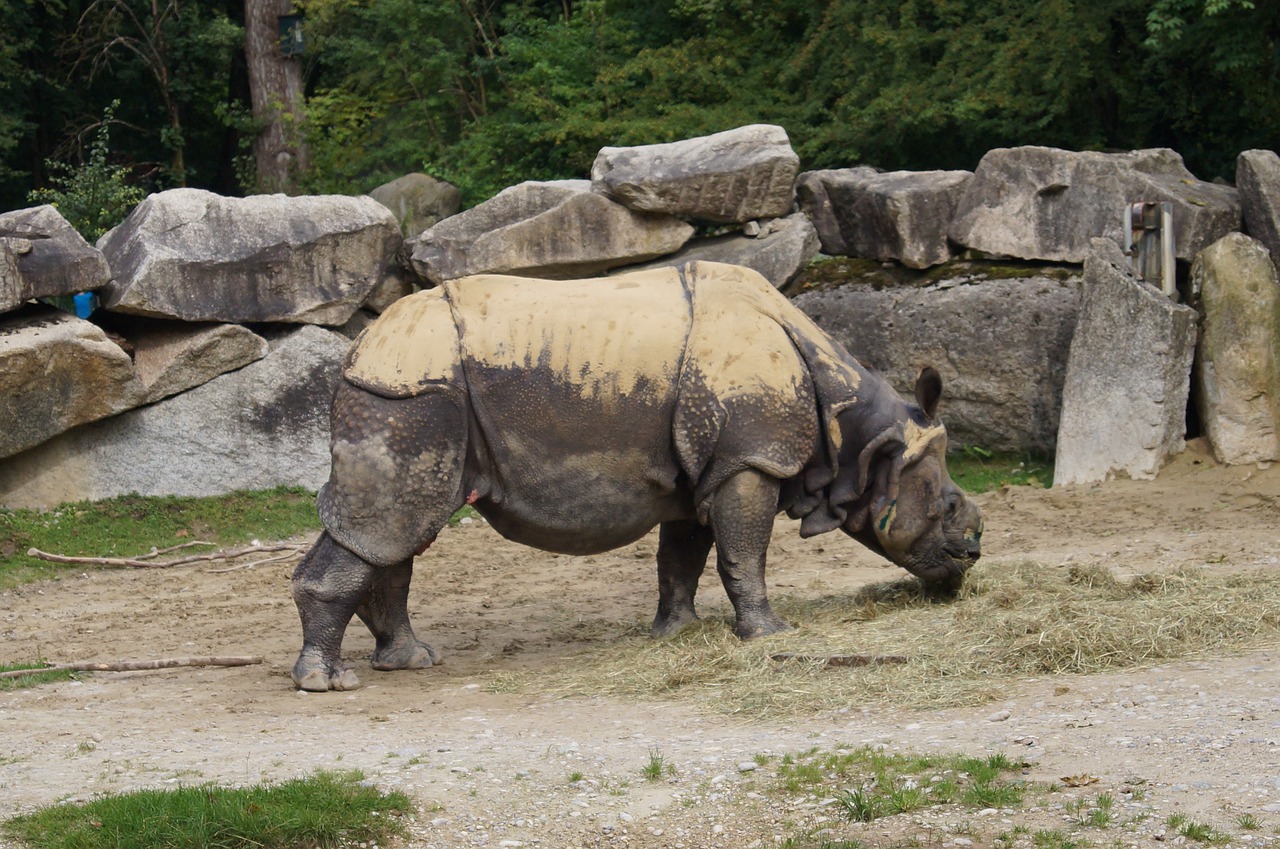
<box><xmin>2</xmin><ymin>440</ymin><xmax>1280</xmax><ymax>848</ymax></box>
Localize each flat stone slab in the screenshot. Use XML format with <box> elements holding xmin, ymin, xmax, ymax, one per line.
<box><xmin>1190</xmin><ymin>232</ymin><xmax>1280</xmax><ymax>465</ymax></box>
<box><xmin>98</xmin><ymin>188</ymin><xmax>401</xmax><ymax>325</ymax></box>
<box><xmin>127</xmin><ymin>321</ymin><xmax>270</xmax><ymax>404</ymax></box>
<box><xmin>0</xmin><ymin>205</ymin><xmax>110</xmax><ymax>315</ymax></box>
<box><xmin>0</xmin><ymin>307</ymin><xmax>145</xmax><ymax>459</ymax></box>
<box><xmin>797</xmin><ymin>168</ymin><xmax>971</xmax><ymax>268</ymax></box>
<box><xmin>1054</xmin><ymin>239</ymin><xmax>1198</xmax><ymax>485</ymax></box>
<box><xmin>950</xmin><ymin>146</ymin><xmax>1239</xmax><ymax>263</ymax></box>
<box><xmin>794</xmin><ymin>266</ymin><xmax>1082</xmax><ymax>454</ymax></box>
<box><xmin>0</xmin><ymin>325</ymin><xmax>348</xmax><ymax>508</ymax></box>
<box><xmin>591</xmin><ymin>124</ymin><xmax>800</xmax><ymax>224</ymax></box>
<box><xmin>1237</xmin><ymin>149</ymin><xmax>1280</xmax><ymax>276</ymax></box>
<box><xmin>621</xmin><ymin>213</ymin><xmax>819</xmax><ymax>289</ymax></box>
<box><xmin>408</xmin><ymin>181</ymin><xmax>694</xmax><ymax>284</ymax></box>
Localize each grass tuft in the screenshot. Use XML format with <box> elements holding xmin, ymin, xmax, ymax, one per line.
<box><xmin>1</xmin><ymin>770</ymin><xmax>410</xmax><ymax>849</ymax></box>
<box><xmin>0</xmin><ymin>662</ymin><xmax>75</xmax><ymax>692</ymax></box>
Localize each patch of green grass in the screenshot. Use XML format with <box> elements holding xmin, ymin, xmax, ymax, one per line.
<box><xmin>1237</xmin><ymin>813</ymin><xmax>1262</xmax><ymax>830</ymax></box>
<box><xmin>1170</xmin><ymin>817</ymin><xmax>1229</xmax><ymax>844</ymax></box>
<box><xmin>0</xmin><ymin>662</ymin><xmax>75</xmax><ymax>692</ymax></box>
<box><xmin>1033</xmin><ymin>828</ymin><xmax>1085</xmax><ymax>849</ymax></box>
<box><xmin>642</xmin><ymin>748</ymin><xmax>673</xmax><ymax>782</ymax></box>
<box><xmin>1</xmin><ymin>769</ymin><xmax>410</xmax><ymax>849</ymax></box>
<box><xmin>948</xmin><ymin>449</ymin><xmax>1052</xmax><ymax>492</ymax></box>
<box><xmin>0</xmin><ymin>488</ymin><xmax>322</xmax><ymax>589</ymax></box>
<box><xmin>568</xmin><ymin>770</ymin><xmax>584</xmax><ymax>783</ymax></box>
<box><xmin>779</xmin><ymin>747</ymin><xmax>1027</xmax><ymax>824</ymax></box>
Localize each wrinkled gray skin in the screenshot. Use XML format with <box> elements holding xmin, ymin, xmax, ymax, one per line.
<box><xmin>291</xmin><ymin>282</ymin><xmax>983</xmax><ymax>692</ymax></box>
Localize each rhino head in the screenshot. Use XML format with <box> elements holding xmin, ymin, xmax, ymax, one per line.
<box><xmin>793</xmin><ymin>367</ymin><xmax>984</xmax><ymax>597</ymax></box>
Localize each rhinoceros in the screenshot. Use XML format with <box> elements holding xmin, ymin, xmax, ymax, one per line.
<box><xmin>290</xmin><ymin>261</ymin><xmax>983</xmax><ymax>691</ymax></box>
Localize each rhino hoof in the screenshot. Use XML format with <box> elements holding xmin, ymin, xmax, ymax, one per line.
<box><xmin>293</xmin><ymin>661</ymin><xmax>362</xmax><ymax>692</ymax></box>
<box><xmin>651</xmin><ymin>611</ymin><xmax>700</xmax><ymax>639</ymax></box>
<box><xmin>734</xmin><ymin>617</ymin><xmax>793</xmax><ymax>640</ymax></box>
<box><xmin>371</xmin><ymin>640</ymin><xmax>441</xmax><ymax>671</ymax></box>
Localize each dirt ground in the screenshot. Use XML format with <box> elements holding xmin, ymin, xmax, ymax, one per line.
<box><xmin>2</xmin><ymin>439</ymin><xmax>1280</xmax><ymax>848</ymax></box>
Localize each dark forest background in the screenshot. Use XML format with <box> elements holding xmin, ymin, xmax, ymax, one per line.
<box><xmin>2</xmin><ymin>0</ymin><xmax>1276</xmax><ymax>219</ymax></box>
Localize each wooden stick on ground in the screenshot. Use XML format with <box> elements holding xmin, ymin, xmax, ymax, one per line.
<box><xmin>0</xmin><ymin>656</ymin><xmax>265</xmax><ymax>680</ymax></box>
<box><xmin>26</xmin><ymin>543</ymin><xmax>306</xmax><ymax>569</ymax></box>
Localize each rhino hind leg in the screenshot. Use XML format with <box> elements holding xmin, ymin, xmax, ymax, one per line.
<box><xmin>357</xmin><ymin>561</ymin><xmax>441</xmax><ymax>671</ymax></box>
<box><xmin>652</xmin><ymin>520</ymin><xmax>714</xmax><ymax>637</ymax></box>
<box><xmin>291</xmin><ymin>532</ymin><xmax>376</xmax><ymax>691</ymax></box>
<box><xmin>709</xmin><ymin>469</ymin><xmax>792</xmax><ymax>640</ymax></box>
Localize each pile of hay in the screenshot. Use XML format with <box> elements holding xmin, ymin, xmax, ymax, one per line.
<box><xmin>508</xmin><ymin>562</ymin><xmax>1280</xmax><ymax>718</ymax></box>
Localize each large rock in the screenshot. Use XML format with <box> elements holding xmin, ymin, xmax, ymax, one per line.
<box><xmin>0</xmin><ymin>307</ymin><xmax>145</xmax><ymax>459</ymax></box>
<box><xmin>794</xmin><ymin>266</ymin><xmax>1081</xmax><ymax>454</ymax></box>
<box><xmin>1236</xmin><ymin>149</ymin><xmax>1280</xmax><ymax>275</ymax></box>
<box><xmin>591</xmin><ymin>124</ymin><xmax>800</xmax><ymax>224</ymax></box>
<box><xmin>621</xmin><ymin>213</ymin><xmax>819</xmax><ymax>288</ymax></box>
<box><xmin>796</xmin><ymin>168</ymin><xmax>971</xmax><ymax>268</ymax></box>
<box><xmin>949</xmin><ymin>147</ymin><xmax>1240</xmax><ymax>263</ymax></box>
<box><xmin>0</xmin><ymin>205</ymin><xmax>111</xmax><ymax>315</ymax></box>
<box><xmin>1054</xmin><ymin>240</ymin><xmax>1198</xmax><ymax>485</ymax></box>
<box><xmin>408</xmin><ymin>181</ymin><xmax>694</xmax><ymax>284</ymax></box>
<box><xmin>98</xmin><ymin>188</ymin><xmax>401</xmax><ymax>325</ymax></box>
<box><xmin>127</xmin><ymin>321</ymin><xmax>270</xmax><ymax>404</ymax></box>
<box><xmin>1189</xmin><ymin>233</ymin><xmax>1280</xmax><ymax>465</ymax></box>
<box><xmin>369</xmin><ymin>172</ymin><xmax>462</xmax><ymax>239</ymax></box>
<box><xmin>0</xmin><ymin>325</ymin><xmax>348</xmax><ymax>508</ymax></box>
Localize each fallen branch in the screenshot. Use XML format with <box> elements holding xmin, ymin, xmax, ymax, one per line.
<box><xmin>206</xmin><ymin>551</ymin><xmax>301</xmax><ymax>573</ymax></box>
<box><xmin>0</xmin><ymin>655</ymin><xmax>264</xmax><ymax>680</ymax></box>
<box><xmin>26</xmin><ymin>542</ymin><xmax>306</xmax><ymax>569</ymax></box>
<box><xmin>770</xmin><ymin>652</ymin><xmax>910</xmax><ymax>668</ymax></box>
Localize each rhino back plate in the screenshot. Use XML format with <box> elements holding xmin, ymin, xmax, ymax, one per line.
<box><xmin>344</xmin><ymin>287</ymin><xmax>462</xmax><ymax>398</ymax></box>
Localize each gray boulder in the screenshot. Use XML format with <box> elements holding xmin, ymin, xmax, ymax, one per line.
<box><xmin>1189</xmin><ymin>233</ymin><xmax>1280</xmax><ymax>465</ymax></box>
<box><xmin>369</xmin><ymin>172</ymin><xmax>462</xmax><ymax>239</ymax></box>
<box><xmin>0</xmin><ymin>325</ymin><xmax>348</xmax><ymax>508</ymax></box>
<box><xmin>621</xmin><ymin>213</ymin><xmax>820</xmax><ymax>288</ymax></box>
<box><xmin>0</xmin><ymin>205</ymin><xmax>111</xmax><ymax>315</ymax></box>
<box><xmin>362</xmin><ymin>267</ymin><xmax>417</xmax><ymax>313</ymax></box>
<box><xmin>949</xmin><ymin>147</ymin><xmax>1240</xmax><ymax>263</ymax></box>
<box><xmin>796</xmin><ymin>168</ymin><xmax>971</xmax><ymax>268</ymax></box>
<box><xmin>793</xmin><ymin>265</ymin><xmax>1081</xmax><ymax>454</ymax></box>
<box><xmin>98</xmin><ymin>188</ymin><xmax>401</xmax><ymax>325</ymax></box>
<box><xmin>128</xmin><ymin>321</ymin><xmax>270</xmax><ymax>404</ymax></box>
<box><xmin>1237</xmin><ymin>149</ymin><xmax>1280</xmax><ymax>275</ymax></box>
<box><xmin>1054</xmin><ymin>239</ymin><xmax>1198</xmax><ymax>485</ymax></box>
<box><xmin>408</xmin><ymin>181</ymin><xmax>694</xmax><ymax>284</ymax></box>
<box><xmin>591</xmin><ymin>124</ymin><xmax>800</xmax><ymax>224</ymax></box>
<box><xmin>0</xmin><ymin>308</ymin><xmax>145</xmax><ymax>460</ymax></box>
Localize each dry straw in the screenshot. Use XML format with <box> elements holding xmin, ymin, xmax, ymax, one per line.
<box><xmin>506</xmin><ymin>561</ymin><xmax>1280</xmax><ymax>719</ymax></box>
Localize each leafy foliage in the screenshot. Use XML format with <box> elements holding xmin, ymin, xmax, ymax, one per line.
<box><xmin>27</xmin><ymin>102</ymin><xmax>145</xmax><ymax>241</ymax></box>
<box><xmin>1</xmin><ymin>0</ymin><xmax>1276</xmax><ymax>208</ymax></box>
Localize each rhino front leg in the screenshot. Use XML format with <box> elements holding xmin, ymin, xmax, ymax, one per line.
<box><xmin>652</xmin><ymin>520</ymin><xmax>714</xmax><ymax>637</ymax></box>
<box><xmin>710</xmin><ymin>469</ymin><xmax>792</xmax><ymax>639</ymax></box>
<box><xmin>291</xmin><ymin>532</ymin><xmax>374</xmax><ymax>691</ymax></box>
<box><xmin>356</xmin><ymin>560</ymin><xmax>441</xmax><ymax>671</ymax></box>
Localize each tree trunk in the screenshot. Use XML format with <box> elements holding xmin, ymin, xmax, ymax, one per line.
<box><xmin>244</xmin><ymin>0</ymin><xmax>308</xmax><ymax>193</ymax></box>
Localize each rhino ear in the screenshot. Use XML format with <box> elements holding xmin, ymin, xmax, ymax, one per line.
<box><xmin>915</xmin><ymin>366</ymin><xmax>942</xmax><ymax>420</ymax></box>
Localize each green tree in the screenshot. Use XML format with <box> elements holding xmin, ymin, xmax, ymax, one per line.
<box><xmin>786</xmin><ymin>0</ymin><xmax>1154</xmax><ymax>171</ymax></box>
<box><xmin>1143</xmin><ymin>0</ymin><xmax>1280</xmax><ymax>178</ymax></box>
<box><xmin>70</xmin><ymin>0</ymin><xmax>242</xmax><ymax>186</ymax></box>
<box><xmin>28</xmin><ymin>101</ymin><xmax>146</xmax><ymax>241</ymax></box>
<box><xmin>297</xmin><ymin>0</ymin><xmax>492</xmax><ymax>195</ymax></box>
